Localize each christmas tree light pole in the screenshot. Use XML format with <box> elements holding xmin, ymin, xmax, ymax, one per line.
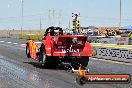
<box><xmin>72</xmin><ymin>13</ymin><xmax>80</xmax><ymax>32</ymax></box>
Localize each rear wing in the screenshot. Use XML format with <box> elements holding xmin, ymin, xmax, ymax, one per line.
<box><xmin>54</xmin><ymin>35</ymin><xmax>88</xmax><ymax>46</ymax></box>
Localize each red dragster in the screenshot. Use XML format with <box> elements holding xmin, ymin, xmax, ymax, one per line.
<box><xmin>26</xmin><ymin>26</ymin><xmax>92</xmax><ymax>69</ymax></box>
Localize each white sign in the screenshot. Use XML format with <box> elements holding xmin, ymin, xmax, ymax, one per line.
<box><xmin>92</xmin><ymin>46</ymin><xmax>132</xmax><ymax>63</ymax></box>
<box><xmin>115</xmin><ymin>37</ymin><xmax>129</xmax><ymax>45</ymax></box>
<box><xmin>97</xmin><ymin>48</ymin><xmax>132</xmax><ymax>59</ymax></box>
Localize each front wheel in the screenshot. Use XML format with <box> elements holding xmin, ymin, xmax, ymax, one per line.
<box><xmin>26</xmin><ymin>44</ymin><xmax>31</xmax><ymax>58</ymax></box>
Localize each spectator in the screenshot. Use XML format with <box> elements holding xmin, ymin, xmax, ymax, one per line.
<box><xmin>115</xmin><ymin>30</ymin><xmax>120</xmax><ymax>35</ymax></box>
<box><xmin>128</xmin><ymin>31</ymin><xmax>132</xmax><ymax>38</ymax></box>
<box><xmin>105</xmin><ymin>29</ymin><xmax>109</xmax><ymax>37</ymax></box>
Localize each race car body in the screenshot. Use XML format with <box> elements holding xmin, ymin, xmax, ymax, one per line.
<box><xmin>26</xmin><ymin>27</ymin><xmax>92</xmax><ymax>69</ymax></box>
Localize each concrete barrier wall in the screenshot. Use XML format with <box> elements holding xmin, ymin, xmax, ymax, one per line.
<box><xmin>91</xmin><ymin>43</ymin><xmax>132</xmax><ymax>63</ymax></box>
<box><xmin>88</xmin><ymin>36</ymin><xmax>130</xmax><ymax>45</ymax></box>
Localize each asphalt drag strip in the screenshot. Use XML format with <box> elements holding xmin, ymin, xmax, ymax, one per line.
<box><xmin>0</xmin><ymin>38</ymin><xmax>132</xmax><ymax>88</ymax></box>
<box><xmin>0</xmin><ymin>54</ymin><xmax>80</xmax><ymax>88</ymax></box>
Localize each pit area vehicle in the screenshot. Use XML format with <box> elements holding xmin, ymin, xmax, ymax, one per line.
<box><xmin>26</xmin><ymin>26</ymin><xmax>92</xmax><ymax>69</ymax></box>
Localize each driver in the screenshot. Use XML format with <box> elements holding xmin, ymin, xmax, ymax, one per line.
<box><xmin>43</xmin><ymin>26</ymin><xmax>63</xmax><ymax>39</ymax></box>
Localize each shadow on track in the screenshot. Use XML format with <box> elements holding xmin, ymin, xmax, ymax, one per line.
<box><xmin>23</xmin><ymin>62</ymin><xmax>46</xmax><ymax>69</ymax></box>
<box><xmin>23</xmin><ymin>61</ymin><xmax>73</xmax><ymax>71</ymax></box>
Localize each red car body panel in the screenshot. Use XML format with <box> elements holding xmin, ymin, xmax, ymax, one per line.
<box><xmin>27</xmin><ymin>35</ymin><xmax>92</xmax><ymax>61</ymax></box>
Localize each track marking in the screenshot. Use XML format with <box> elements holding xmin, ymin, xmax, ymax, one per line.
<box><xmin>90</xmin><ymin>58</ymin><xmax>132</xmax><ymax>66</ymax></box>
<box><xmin>19</xmin><ymin>44</ymin><xmax>25</xmax><ymax>48</ymax></box>
<box><xmin>0</xmin><ymin>41</ymin><xmax>5</xmax><ymax>43</ymax></box>
<box><xmin>34</xmin><ymin>42</ymin><xmax>41</xmax><ymax>44</ymax></box>
<box><xmin>13</xmin><ymin>43</ymin><xmax>18</xmax><ymax>45</ymax></box>
<box><xmin>0</xmin><ymin>41</ymin><xmax>26</xmax><ymax>48</ymax></box>
<box><xmin>20</xmin><ymin>44</ymin><xmax>26</xmax><ymax>46</ymax></box>
<box><xmin>20</xmin><ymin>44</ymin><xmax>26</xmax><ymax>48</ymax></box>
<box><xmin>7</xmin><ymin>42</ymin><xmax>12</xmax><ymax>44</ymax></box>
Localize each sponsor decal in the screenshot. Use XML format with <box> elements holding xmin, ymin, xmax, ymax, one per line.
<box><xmin>76</xmin><ymin>74</ymin><xmax>131</xmax><ymax>85</ymax></box>
<box><xmin>98</xmin><ymin>48</ymin><xmax>132</xmax><ymax>59</ymax></box>
<box><xmin>62</xmin><ymin>49</ymin><xmax>80</xmax><ymax>53</ymax></box>
<box><xmin>76</xmin><ymin>66</ymin><xmax>131</xmax><ymax>85</ymax></box>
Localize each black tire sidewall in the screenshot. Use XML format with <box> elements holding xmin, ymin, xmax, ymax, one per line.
<box><xmin>76</xmin><ymin>76</ymin><xmax>87</xmax><ymax>85</ymax></box>
<box><xmin>39</xmin><ymin>44</ymin><xmax>47</xmax><ymax>64</ymax></box>
<box><xmin>26</xmin><ymin>45</ymin><xmax>31</xmax><ymax>58</ymax></box>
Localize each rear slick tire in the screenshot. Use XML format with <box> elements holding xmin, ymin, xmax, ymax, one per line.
<box><xmin>39</xmin><ymin>44</ymin><xmax>59</xmax><ymax>68</ymax></box>
<box><xmin>39</xmin><ymin>44</ymin><xmax>48</xmax><ymax>68</ymax></box>
<box><xmin>39</xmin><ymin>53</ymin><xmax>59</xmax><ymax>68</ymax></box>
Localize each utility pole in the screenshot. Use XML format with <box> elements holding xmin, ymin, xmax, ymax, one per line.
<box><xmin>39</xmin><ymin>17</ymin><xmax>42</xmax><ymax>35</ymax></box>
<box><xmin>69</xmin><ymin>20</ymin><xmax>71</xmax><ymax>30</ymax></box>
<box><xmin>58</xmin><ymin>10</ymin><xmax>62</xmax><ymax>27</ymax></box>
<box><xmin>53</xmin><ymin>9</ymin><xmax>55</xmax><ymax>26</ymax></box>
<box><xmin>119</xmin><ymin>0</ymin><xmax>122</xmax><ymax>29</ymax></box>
<box><xmin>40</xmin><ymin>17</ymin><xmax>42</xmax><ymax>31</ymax></box>
<box><xmin>48</xmin><ymin>9</ymin><xmax>51</xmax><ymax>26</ymax></box>
<box><xmin>21</xmin><ymin>0</ymin><xmax>24</xmax><ymax>34</ymax></box>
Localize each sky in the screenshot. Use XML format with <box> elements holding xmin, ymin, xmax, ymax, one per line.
<box><xmin>0</xmin><ymin>0</ymin><xmax>132</xmax><ymax>30</ymax></box>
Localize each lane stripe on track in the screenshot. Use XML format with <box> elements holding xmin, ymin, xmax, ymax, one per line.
<box><xmin>21</xmin><ymin>44</ymin><xmax>26</xmax><ymax>46</ymax></box>
<box><xmin>90</xmin><ymin>57</ymin><xmax>132</xmax><ymax>66</ymax></box>
<box><xmin>20</xmin><ymin>44</ymin><xmax>26</xmax><ymax>48</ymax></box>
<box><xmin>7</xmin><ymin>42</ymin><xmax>12</xmax><ymax>44</ymax></box>
<box><xmin>34</xmin><ymin>42</ymin><xmax>41</xmax><ymax>44</ymax></box>
<box><xmin>0</xmin><ymin>40</ymin><xmax>26</xmax><ymax>48</ymax></box>
<box><xmin>0</xmin><ymin>41</ymin><xmax>5</xmax><ymax>42</ymax></box>
<box><xmin>13</xmin><ymin>43</ymin><xmax>18</xmax><ymax>45</ymax></box>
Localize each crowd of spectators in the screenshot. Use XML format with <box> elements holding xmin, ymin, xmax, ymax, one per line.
<box><xmin>90</xmin><ymin>29</ymin><xmax>132</xmax><ymax>37</ymax></box>
<box><xmin>65</xmin><ymin>28</ymin><xmax>132</xmax><ymax>38</ymax></box>
<box><xmin>105</xmin><ymin>29</ymin><xmax>132</xmax><ymax>37</ymax></box>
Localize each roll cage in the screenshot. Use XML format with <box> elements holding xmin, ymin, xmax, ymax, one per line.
<box><xmin>44</xmin><ymin>26</ymin><xmax>63</xmax><ymax>37</ymax></box>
